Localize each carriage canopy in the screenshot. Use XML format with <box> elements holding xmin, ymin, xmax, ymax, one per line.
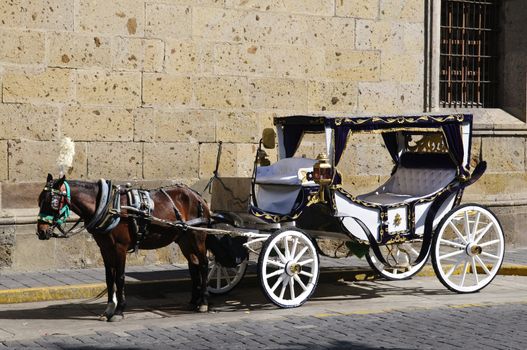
<box><xmin>273</xmin><ymin>114</ymin><xmax>473</xmax><ymax>177</ymax></box>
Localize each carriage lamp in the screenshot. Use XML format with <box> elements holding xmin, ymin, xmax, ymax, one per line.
<box><xmin>313</xmin><ymin>153</ymin><xmax>333</xmax><ymax>202</ymax></box>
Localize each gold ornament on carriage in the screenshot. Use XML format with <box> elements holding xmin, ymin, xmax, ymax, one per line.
<box><xmin>313</xmin><ymin>153</ymin><xmax>333</xmax><ymax>203</ymax></box>
<box><xmin>406</xmin><ymin>133</ymin><xmax>448</xmax><ymax>153</ymax></box>
<box><xmin>394</xmin><ymin>213</ymin><xmax>402</xmax><ymax>227</ymax></box>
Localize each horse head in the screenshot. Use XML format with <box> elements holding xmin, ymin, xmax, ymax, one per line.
<box><xmin>36</xmin><ymin>173</ymin><xmax>71</xmax><ymax>240</ymax></box>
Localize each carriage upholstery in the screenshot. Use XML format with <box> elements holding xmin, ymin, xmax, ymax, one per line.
<box><xmin>253</xmin><ymin>157</ymin><xmax>317</xmax><ymax>215</ymax></box>
<box><xmin>255</xmin><ymin>157</ymin><xmax>317</xmax><ymax>185</ymax></box>
<box><xmin>356</xmin><ymin>153</ymin><xmax>457</xmax><ymax>205</ymax></box>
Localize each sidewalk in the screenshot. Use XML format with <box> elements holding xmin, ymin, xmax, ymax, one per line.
<box><xmin>0</xmin><ymin>248</ymin><xmax>526</xmax><ymax>304</ymax></box>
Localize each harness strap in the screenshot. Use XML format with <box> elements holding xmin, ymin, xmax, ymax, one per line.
<box><xmin>85</xmin><ymin>180</ymin><xmax>121</xmax><ymax>235</ymax></box>
<box><xmin>54</xmin><ymin>217</ymin><xmax>84</xmax><ymax>238</ymax></box>
<box><xmin>85</xmin><ymin>179</ymin><xmax>110</xmax><ymax>232</ymax></box>
<box><xmin>160</xmin><ymin>188</ymin><xmax>183</xmax><ymax>222</ymax></box>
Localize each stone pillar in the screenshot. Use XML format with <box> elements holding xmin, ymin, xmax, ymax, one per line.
<box><xmin>499</xmin><ymin>0</ymin><xmax>527</xmax><ymax>121</ymax></box>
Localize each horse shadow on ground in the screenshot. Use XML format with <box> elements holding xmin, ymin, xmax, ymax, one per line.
<box><xmin>0</xmin><ymin>273</ymin><xmax>454</xmax><ymax>322</ymax></box>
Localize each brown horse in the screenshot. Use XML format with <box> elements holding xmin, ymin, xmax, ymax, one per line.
<box><xmin>36</xmin><ymin>174</ymin><xmax>211</xmax><ymax>321</ymax></box>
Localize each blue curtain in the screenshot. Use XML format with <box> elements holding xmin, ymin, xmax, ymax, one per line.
<box><xmin>442</xmin><ymin>123</ymin><xmax>468</xmax><ymax>176</ymax></box>
<box><xmin>381</xmin><ymin>132</ymin><xmax>399</xmax><ymax>163</ymax></box>
<box><xmin>283</xmin><ymin>125</ymin><xmax>326</xmax><ymax>158</ymax></box>
<box><xmin>283</xmin><ymin>125</ymin><xmax>304</xmax><ymax>158</ymax></box>
<box><xmin>334</xmin><ymin>127</ymin><xmax>351</xmax><ymax>166</ymax></box>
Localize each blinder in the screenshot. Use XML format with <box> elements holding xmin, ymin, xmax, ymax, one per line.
<box><xmin>38</xmin><ymin>182</ymin><xmax>71</xmax><ymax>227</ymax></box>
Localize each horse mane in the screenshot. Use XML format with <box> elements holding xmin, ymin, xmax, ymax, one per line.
<box><xmin>67</xmin><ymin>180</ymin><xmax>99</xmax><ymax>191</ymax></box>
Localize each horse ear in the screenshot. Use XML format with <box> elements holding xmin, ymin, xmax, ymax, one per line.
<box><xmin>47</xmin><ymin>173</ymin><xmax>53</xmax><ymax>183</ymax></box>
<box><xmin>56</xmin><ymin>175</ymin><xmax>66</xmax><ymax>187</ymax></box>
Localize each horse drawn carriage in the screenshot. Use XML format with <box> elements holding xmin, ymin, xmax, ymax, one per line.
<box><xmin>207</xmin><ymin>114</ymin><xmax>505</xmax><ymax>308</ymax></box>
<box><xmin>37</xmin><ymin>113</ymin><xmax>505</xmax><ymax>320</ymax></box>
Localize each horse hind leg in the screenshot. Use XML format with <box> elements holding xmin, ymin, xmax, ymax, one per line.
<box><xmin>196</xmin><ymin>232</ymin><xmax>209</xmax><ymax>313</ymax></box>
<box><xmin>179</xmin><ymin>233</ymin><xmax>208</xmax><ymax>312</ymax></box>
<box><xmin>197</xmin><ymin>257</ymin><xmax>209</xmax><ymax>313</ymax></box>
<box><xmin>188</xmin><ymin>262</ymin><xmax>200</xmax><ymax>309</ymax></box>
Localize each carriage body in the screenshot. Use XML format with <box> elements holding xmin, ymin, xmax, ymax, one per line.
<box><xmin>209</xmin><ymin>114</ymin><xmax>505</xmax><ymax>308</ymax></box>
<box><xmin>250</xmin><ymin>114</ymin><xmax>472</xmax><ymax>245</ymax></box>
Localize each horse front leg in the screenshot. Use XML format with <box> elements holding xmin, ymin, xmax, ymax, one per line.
<box><xmin>100</xmin><ymin>253</ymin><xmax>117</xmax><ymax>322</ymax></box>
<box><xmin>108</xmin><ymin>244</ymin><xmax>127</xmax><ymax>322</ymax></box>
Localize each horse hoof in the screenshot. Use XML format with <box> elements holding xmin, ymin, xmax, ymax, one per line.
<box><xmin>107</xmin><ymin>314</ymin><xmax>124</xmax><ymax>322</ymax></box>
<box><xmin>198</xmin><ymin>304</ymin><xmax>208</xmax><ymax>313</ymax></box>
<box><xmin>98</xmin><ymin>314</ymin><xmax>109</xmax><ymax>322</ymax></box>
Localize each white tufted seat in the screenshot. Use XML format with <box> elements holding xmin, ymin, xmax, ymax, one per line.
<box><xmin>357</xmin><ymin>167</ymin><xmax>457</xmax><ymax>205</ymax></box>
<box><xmin>255</xmin><ymin>157</ymin><xmax>317</xmax><ymax>186</ymax></box>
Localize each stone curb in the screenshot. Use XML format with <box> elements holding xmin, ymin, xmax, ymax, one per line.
<box><xmin>0</xmin><ymin>264</ymin><xmax>525</xmax><ymax>305</ymax></box>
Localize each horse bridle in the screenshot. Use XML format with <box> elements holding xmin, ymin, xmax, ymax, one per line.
<box><xmin>37</xmin><ymin>181</ymin><xmax>82</xmax><ymax>237</ymax></box>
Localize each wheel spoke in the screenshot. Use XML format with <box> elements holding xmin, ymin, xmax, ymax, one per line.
<box><xmin>474</xmin><ymin>223</ymin><xmax>493</xmax><ymax>244</ymax></box>
<box><xmin>479</xmin><ymin>239</ymin><xmax>500</xmax><ymax>248</ymax></box>
<box><xmin>283</xmin><ymin>236</ymin><xmax>290</xmax><ymax>259</ymax></box>
<box><xmin>439</xmin><ymin>249</ymin><xmax>465</xmax><ymax>261</ymax></box>
<box><xmin>408</xmin><ymin>246</ymin><xmax>420</xmax><ymax>257</ymax></box>
<box><xmin>216</xmin><ymin>268</ymin><xmax>221</xmax><ymax>289</ymax></box>
<box><xmin>293</xmin><ymin>246</ymin><xmax>309</xmax><ymax>263</ymax></box>
<box><xmin>267</xmin><ymin>259</ymin><xmax>285</xmax><ymax>268</ymax></box>
<box><xmin>403</xmin><ymin>250</ymin><xmax>410</xmax><ymax>265</ymax></box>
<box><xmin>472</xmin><ymin>211</ymin><xmax>481</xmax><ymax>239</ymax></box>
<box><xmin>481</xmin><ymin>252</ymin><xmax>500</xmax><ymax>260</ymax></box>
<box><xmin>290</xmin><ymin>237</ymin><xmax>298</xmax><ymax>259</ymax></box>
<box><xmin>222</xmin><ymin>267</ymin><xmax>232</xmax><ymax>283</ymax></box>
<box><xmin>449</xmin><ymin>221</ymin><xmax>468</xmax><ymax>244</ymax></box>
<box><xmin>299</xmin><ymin>270</ymin><xmax>313</xmax><ymax>278</ymax></box>
<box><xmin>279</xmin><ymin>278</ymin><xmax>288</xmax><ymax>299</ymax></box>
<box><xmin>289</xmin><ymin>276</ymin><xmax>295</xmax><ymax>299</ymax></box>
<box><xmin>298</xmin><ymin>258</ymin><xmax>314</xmax><ymax>266</ymax></box>
<box><xmin>273</xmin><ymin>245</ymin><xmax>287</xmax><ymax>263</ymax></box>
<box><xmin>207</xmin><ymin>265</ymin><xmax>217</xmax><ymax>282</ymax></box>
<box><xmin>266</xmin><ymin>269</ymin><xmax>284</xmax><ymax>279</ymax></box>
<box><xmin>440</xmin><ymin>239</ymin><xmax>466</xmax><ymax>249</ymax></box>
<box><xmin>471</xmin><ymin>257</ymin><xmax>479</xmax><ymax>285</ymax></box>
<box><xmin>445</xmin><ymin>257</ymin><xmax>464</xmax><ymax>278</ymax></box>
<box><xmin>293</xmin><ymin>275</ymin><xmax>308</xmax><ymax>291</ymax></box>
<box><xmin>464</xmin><ymin>211</ymin><xmax>471</xmax><ymax>241</ymax></box>
<box><xmin>475</xmin><ymin>255</ymin><xmax>491</xmax><ymax>275</ymax></box>
<box><xmin>460</xmin><ymin>261</ymin><xmax>469</xmax><ymax>287</ymax></box>
<box><xmin>270</xmin><ymin>275</ymin><xmax>284</xmax><ymax>293</ymax></box>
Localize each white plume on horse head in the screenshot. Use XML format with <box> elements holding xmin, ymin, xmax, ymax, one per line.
<box><xmin>56</xmin><ymin>137</ymin><xmax>75</xmax><ymax>176</ymax></box>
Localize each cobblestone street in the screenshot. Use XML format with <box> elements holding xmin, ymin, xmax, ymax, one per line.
<box><xmin>1</xmin><ymin>275</ymin><xmax>526</xmax><ymax>349</ymax></box>
<box><xmin>3</xmin><ymin>303</ymin><xmax>527</xmax><ymax>350</ymax></box>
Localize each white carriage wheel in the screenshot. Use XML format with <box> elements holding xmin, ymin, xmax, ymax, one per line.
<box><xmin>258</xmin><ymin>229</ymin><xmax>320</xmax><ymax>308</ymax></box>
<box><xmin>366</xmin><ymin>240</ymin><xmax>430</xmax><ymax>280</ymax></box>
<box><xmin>207</xmin><ymin>253</ymin><xmax>248</xmax><ymax>295</ymax></box>
<box><xmin>432</xmin><ymin>204</ymin><xmax>505</xmax><ymax>293</ymax></box>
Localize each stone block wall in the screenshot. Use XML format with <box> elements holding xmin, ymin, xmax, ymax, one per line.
<box><xmin>0</xmin><ymin>0</ymin><xmax>425</xmax><ymax>187</ymax></box>
<box><xmin>0</xmin><ymin>0</ymin><xmax>525</xmax><ymax>271</ymax></box>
